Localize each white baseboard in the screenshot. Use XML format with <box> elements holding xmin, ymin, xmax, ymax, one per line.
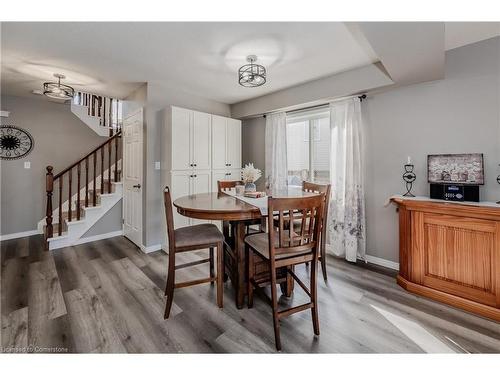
<box><xmin>0</xmin><ymin>229</ymin><xmax>42</xmax><ymax>241</ymax></box>
<box><xmin>74</xmin><ymin>230</ymin><xmax>123</xmax><ymax>245</ymax></box>
<box><xmin>140</xmin><ymin>243</ymin><xmax>163</xmax><ymax>254</ymax></box>
<box><xmin>365</xmin><ymin>254</ymin><xmax>399</xmax><ymax>271</ymax></box>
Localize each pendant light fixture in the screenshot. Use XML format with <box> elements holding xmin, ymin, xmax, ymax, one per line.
<box><xmin>43</xmin><ymin>73</ymin><xmax>75</xmax><ymax>100</ymax></box>
<box><xmin>238</xmin><ymin>55</ymin><xmax>266</xmax><ymax>87</ymax></box>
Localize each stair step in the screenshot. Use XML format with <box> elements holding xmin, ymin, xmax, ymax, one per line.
<box><xmin>60</xmin><ymin>209</ymin><xmax>85</xmax><ymax>222</ymax></box>
<box><xmin>45</xmin><ymin>222</ymin><xmax>66</xmax><ymax>238</ymax></box>
<box><xmin>75</xmin><ymin>198</ymin><xmax>101</xmax><ymax>208</ymax></box>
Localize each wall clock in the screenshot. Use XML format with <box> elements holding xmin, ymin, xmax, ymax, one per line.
<box><xmin>0</xmin><ymin>125</ymin><xmax>34</xmax><ymax>160</ymax></box>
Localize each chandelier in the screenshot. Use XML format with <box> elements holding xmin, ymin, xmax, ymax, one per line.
<box><xmin>43</xmin><ymin>73</ymin><xmax>75</xmax><ymax>100</ymax></box>
<box><xmin>238</xmin><ymin>55</ymin><xmax>266</xmax><ymax>87</ymax></box>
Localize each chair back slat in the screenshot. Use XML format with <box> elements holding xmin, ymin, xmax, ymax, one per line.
<box><xmin>302</xmin><ymin>181</ymin><xmax>331</xmax><ymax>242</ymax></box>
<box><xmin>267</xmin><ymin>194</ymin><xmax>324</xmax><ymax>263</ymax></box>
<box><xmin>217</xmin><ymin>180</ymin><xmax>243</xmax><ymax>193</ymax></box>
<box><xmin>163</xmin><ymin>186</ymin><xmax>176</xmax><ymax>251</ymax></box>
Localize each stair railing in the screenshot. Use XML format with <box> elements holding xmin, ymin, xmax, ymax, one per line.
<box><xmin>45</xmin><ymin>131</ymin><xmax>122</xmax><ymax>242</ymax></box>
<box><xmin>73</xmin><ymin>92</ymin><xmax>122</xmax><ymax>135</ymax></box>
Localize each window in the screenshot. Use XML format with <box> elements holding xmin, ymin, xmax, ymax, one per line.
<box><xmin>286</xmin><ymin>108</ymin><xmax>330</xmax><ymax>187</ymax></box>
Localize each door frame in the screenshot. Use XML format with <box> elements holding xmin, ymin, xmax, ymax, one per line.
<box><xmin>122</xmin><ymin>107</ymin><xmax>144</xmax><ymax>248</ymax></box>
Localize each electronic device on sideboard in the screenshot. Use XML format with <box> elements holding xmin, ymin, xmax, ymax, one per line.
<box><xmin>428</xmin><ymin>153</ymin><xmax>483</xmax><ymax>202</ymax></box>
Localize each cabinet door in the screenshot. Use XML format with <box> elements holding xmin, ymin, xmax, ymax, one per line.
<box><xmin>227</xmin><ymin>168</ymin><xmax>242</xmax><ymax>182</ymax></box>
<box><xmin>192</xmin><ymin>111</ymin><xmax>211</xmax><ymax>170</ymax></box>
<box><xmin>226</xmin><ymin>118</ymin><xmax>242</xmax><ymax>169</ymax></box>
<box><xmin>170</xmin><ymin>171</ymin><xmax>191</xmax><ymax>228</ymax></box>
<box><xmin>191</xmin><ymin>171</ymin><xmax>212</xmax><ymax>226</ymax></box>
<box><xmin>192</xmin><ymin>170</ymin><xmax>211</xmax><ymax>195</ymax></box>
<box><xmin>171</xmin><ymin>107</ymin><xmax>192</xmax><ymax>170</ymax></box>
<box><xmin>212</xmin><ymin>115</ymin><xmax>227</xmax><ymax>170</ymax></box>
<box><xmin>212</xmin><ymin>170</ymin><xmax>229</xmax><ymax>192</ymax></box>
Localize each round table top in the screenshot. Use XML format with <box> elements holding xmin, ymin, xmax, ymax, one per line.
<box><xmin>173</xmin><ymin>192</ymin><xmax>262</xmax><ymax>221</ymax></box>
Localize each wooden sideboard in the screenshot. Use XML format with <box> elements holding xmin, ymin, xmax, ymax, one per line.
<box><xmin>391</xmin><ymin>197</ymin><xmax>500</xmax><ymax>321</ymax></box>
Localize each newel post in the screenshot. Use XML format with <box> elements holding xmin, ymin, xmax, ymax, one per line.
<box><xmin>45</xmin><ymin>166</ymin><xmax>54</xmax><ymax>245</ymax></box>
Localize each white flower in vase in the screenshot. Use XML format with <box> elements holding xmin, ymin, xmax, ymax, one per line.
<box><xmin>242</xmin><ymin>163</ymin><xmax>262</xmax><ymax>192</ymax></box>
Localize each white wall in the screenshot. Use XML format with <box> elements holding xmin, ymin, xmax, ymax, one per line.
<box><xmin>0</xmin><ymin>95</ymin><xmax>122</xmax><ymax>237</ymax></box>
<box><xmin>364</xmin><ymin>37</ymin><xmax>500</xmax><ymax>262</ymax></box>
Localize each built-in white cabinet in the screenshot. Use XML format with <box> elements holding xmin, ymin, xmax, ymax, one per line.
<box><xmin>162</xmin><ymin>106</ymin><xmax>242</xmax><ymax>231</ymax></box>
<box><xmin>171</xmin><ymin>107</ymin><xmax>211</xmax><ymax>171</ymax></box>
<box><xmin>212</xmin><ymin>115</ymin><xmax>241</xmax><ymax>170</ymax></box>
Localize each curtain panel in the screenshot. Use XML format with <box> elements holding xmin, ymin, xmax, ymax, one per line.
<box><xmin>265</xmin><ymin>112</ymin><xmax>288</xmax><ymax>190</ymax></box>
<box><xmin>327</xmin><ymin>98</ymin><xmax>366</xmax><ymax>262</ymax></box>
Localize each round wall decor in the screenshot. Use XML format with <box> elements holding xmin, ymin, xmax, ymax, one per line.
<box><xmin>0</xmin><ymin>125</ymin><xmax>34</xmax><ymax>160</ymax></box>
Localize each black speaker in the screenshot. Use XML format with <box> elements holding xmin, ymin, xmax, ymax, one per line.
<box><xmin>430</xmin><ymin>183</ymin><xmax>479</xmax><ymax>202</ymax></box>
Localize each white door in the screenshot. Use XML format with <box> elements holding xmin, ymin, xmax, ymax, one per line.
<box><xmin>170</xmin><ymin>171</ymin><xmax>191</xmax><ymax>228</ymax></box>
<box><xmin>212</xmin><ymin>115</ymin><xmax>227</xmax><ymax>169</ymax></box>
<box><xmin>171</xmin><ymin>107</ymin><xmax>192</xmax><ymax>170</ymax></box>
<box><xmin>191</xmin><ymin>170</ymin><xmax>212</xmax><ymax>225</ymax></box>
<box><xmin>192</xmin><ymin>111</ymin><xmax>212</xmax><ymax>170</ymax></box>
<box><xmin>123</xmin><ymin>108</ymin><xmax>143</xmax><ymax>248</ymax></box>
<box><xmin>226</xmin><ymin>118</ymin><xmax>242</xmax><ymax>169</ymax></box>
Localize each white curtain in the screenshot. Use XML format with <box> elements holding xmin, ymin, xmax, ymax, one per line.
<box><xmin>265</xmin><ymin>112</ymin><xmax>288</xmax><ymax>190</ymax></box>
<box><xmin>327</xmin><ymin>98</ymin><xmax>366</xmax><ymax>262</ymax></box>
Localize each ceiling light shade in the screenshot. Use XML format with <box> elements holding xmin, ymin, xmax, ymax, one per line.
<box><xmin>238</xmin><ymin>55</ymin><xmax>266</xmax><ymax>87</ymax></box>
<box><xmin>43</xmin><ymin>73</ymin><xmax>75</xmax><ymax>100</ymax></box>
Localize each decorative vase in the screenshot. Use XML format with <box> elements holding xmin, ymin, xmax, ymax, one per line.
<box><xmin>244</xmin><ymin>182</ymin><xmax>256</xmax><ymax>192</ymax></box>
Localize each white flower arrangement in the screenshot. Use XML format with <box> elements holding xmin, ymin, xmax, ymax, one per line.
<box><xmin>242</xmin><ymin>163</ymin><xmax>262</xmax><ymax>184</ymax></box>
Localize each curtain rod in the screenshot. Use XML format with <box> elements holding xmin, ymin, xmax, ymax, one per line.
<box><xmin>263</xmin><ymin>94</ymin><xmax>366</xmax><ymax>118</ymax></box>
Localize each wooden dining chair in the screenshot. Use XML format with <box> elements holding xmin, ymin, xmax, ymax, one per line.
<box><xmin>245</xmin><ymin>194</ymin><xmax>325</xmax><ymax>351</ymax></box>
<box><xmin>163</xmin><ymin>186</ymin><xmax>224</xmax><ymax>319</ymax></box>
<box><xmin>302</xmin><ymin>181</ymin><xmax>331</xmax><ymax>281</ymax></box>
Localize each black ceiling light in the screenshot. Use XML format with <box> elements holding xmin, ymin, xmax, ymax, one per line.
<box><xmin>238</xmin><ymin>55</ymin><xmax>266</xmax><ymax>87</ymax></box>
<box><xmin>43</xmin><ymin>73</ymin><xmax>75</xmax><ymax>100</ymax></box>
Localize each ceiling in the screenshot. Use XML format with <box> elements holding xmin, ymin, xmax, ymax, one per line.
<box><xmin>1</xmin><ymin>22</ymin><xmax>499</xmax><ymax>105</ymax></box>
<box><xmin>1</xmin><ymin>22</ymin><xmax>379</xmax><ymax>104</ymax></box>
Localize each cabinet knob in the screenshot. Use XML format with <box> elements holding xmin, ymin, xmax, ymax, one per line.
<box><xmin>193</xmin><ymin>163</ymin><xmax>197</xmax><ymax>167</ymax></box>
<box><xmin>194</xmin><ymin>175</ymin><xmax>197</xmax><ymax>177</ymax></box>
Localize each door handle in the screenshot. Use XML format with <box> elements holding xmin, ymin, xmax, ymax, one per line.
<box><xmin>133</xmin><ymin>184</ymin><xmax>141</xmax><ymax>189</ymax></box>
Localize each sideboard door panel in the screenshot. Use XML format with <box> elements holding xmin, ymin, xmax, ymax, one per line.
<box><xmin>421</xmin><ymin>213</ymin><xmax>497</xmax><ymax>306</ymax></box>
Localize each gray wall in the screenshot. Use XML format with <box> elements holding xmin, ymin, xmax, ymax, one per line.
<box><xmin>124</xmin><ymin>82</ymin><xmax>231</xmax><ymax>247</ymax></box>
<box><xmin>0</xmin><ymin>95</ymin><xmax>122</xmax><ymax>236</ymax></box>
<box><xmin>242</xmin><ymin>116</ymin><xmax>266</xmax><ymax>191</ymax></box>
<box><xmin>364</xmin><ymin>37</ymin><xmax>500</xmax><ymax>262</ymax></box>
<box><xmin>239</xmin><ymin>37</ymin><xmax>500</xmax><ymax>264</ymax></box>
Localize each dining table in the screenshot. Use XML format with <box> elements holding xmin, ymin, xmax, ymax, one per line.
<box><xmin>173</xmin><ymin>187</ymin><xmax>317</xmax><ymax>309</ymax></box>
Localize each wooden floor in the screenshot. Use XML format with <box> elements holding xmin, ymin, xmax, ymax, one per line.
<box><xmin>1</xmin><ymin>235</ymin><xmax>499</xmax><ymax>353</ymax></box>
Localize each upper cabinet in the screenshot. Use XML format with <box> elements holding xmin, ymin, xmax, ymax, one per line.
<box><xmin>212</xmin><ymin>115</ymin><xmax>242</xmax><ymax>170</ymax></box>
<box><xmin>171</xmin><ymin>107</ymin><xmax>212</xmax><ymax>171</ymax></box>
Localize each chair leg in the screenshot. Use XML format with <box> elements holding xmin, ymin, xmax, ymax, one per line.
<box><xmin>247</xmin><ymin>245</ymin><xmax>254</xmax><ymax>308</ymax></box>
<box><xmin>270</xmin><ymin>265</ymin><xmax>282</xmax><ymax>351</ymax></box>
<box><xmin>164</xmin><ymin>250</ymin><xmax>176</xmax><ymax>319</ymax></box>
<box><xmin>209</xmin><ymin>247</ymin><xmax>215</xmax><ymax>285</ymax></box>
<box><xmin>216</xmin><ymin>242</ymin><xmax>223</xmax><ymax>308</ymax></box>
<box><xmin>310</xmin><ymin>255</ymin><xmax>320</xmax><ymax>336</ymax></box>
<box><xmin>320</xmin><ymin>233</ymin><xmax>328</xmax><ymax>282</ymax></box>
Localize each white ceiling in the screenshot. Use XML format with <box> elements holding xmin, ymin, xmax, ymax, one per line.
<box><xmin>1</xmin><ymin>22</ymin><xmax>499</xmax><ymax>105</ymax></box>
<box><xmin>1</xmin><ymin>22</ymin><xmax>379</xmax><ymax>104</ymax></box>
<box><xmin>445</xmin><ymin>22</ymin><xmax>500</xmax><ymax>50</ymax></box>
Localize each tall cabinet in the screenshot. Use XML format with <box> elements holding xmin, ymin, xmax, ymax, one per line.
<box><xmin>162</xmin><ymin>106</ymin><xmax>242</xmax><ymax>229</ymax></box>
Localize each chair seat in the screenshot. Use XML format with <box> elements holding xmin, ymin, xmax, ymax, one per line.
<box><xmin>244</xmin><ymin>232</ymin><xmax>312</xmax><ymax>260</ymax></box>
<box><xmin>175</xmin><ymin>223</ymin><xmax>224</xmax><ymax>249</ymax></box>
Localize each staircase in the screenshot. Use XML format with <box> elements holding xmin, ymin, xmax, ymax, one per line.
<box><xmin>43</xmin><ymin>131</ymin><xmax>123</xmax><ymax>250</ymax></box>
<box><xmin>71</xmin><ymin>91</ymin><xmax>122</xmax><ymax>137</ymax></box>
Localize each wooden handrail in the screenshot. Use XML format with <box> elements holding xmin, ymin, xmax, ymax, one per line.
<box><xmin>45</xmin><ymin>130</ymin><xmax>122</xmax><ymax>246</ymax></box>
<box><xmin>53</xmin><ymin>131</ymin><xmax>121</xmax><ymax>180</ymax></box>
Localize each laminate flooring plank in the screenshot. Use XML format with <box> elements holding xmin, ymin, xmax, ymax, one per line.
<box><xmin>84</xmin><ymin>257</ymin><xmax>179</xmax><ymax>353</ymax></box>
<box><xmin>64</xmin><ymin>288</ymin><xmax>126</xmax><ymax>353</ymax></box>
<box><xmin>1</xmin><ymin>307</ymin><xmax>28</xmax><ymax>350</ymax></box>
<box><xmin>1</xmin><ymin>257</ymin><xmax>29</xmax><ymax>316</ymax></box>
